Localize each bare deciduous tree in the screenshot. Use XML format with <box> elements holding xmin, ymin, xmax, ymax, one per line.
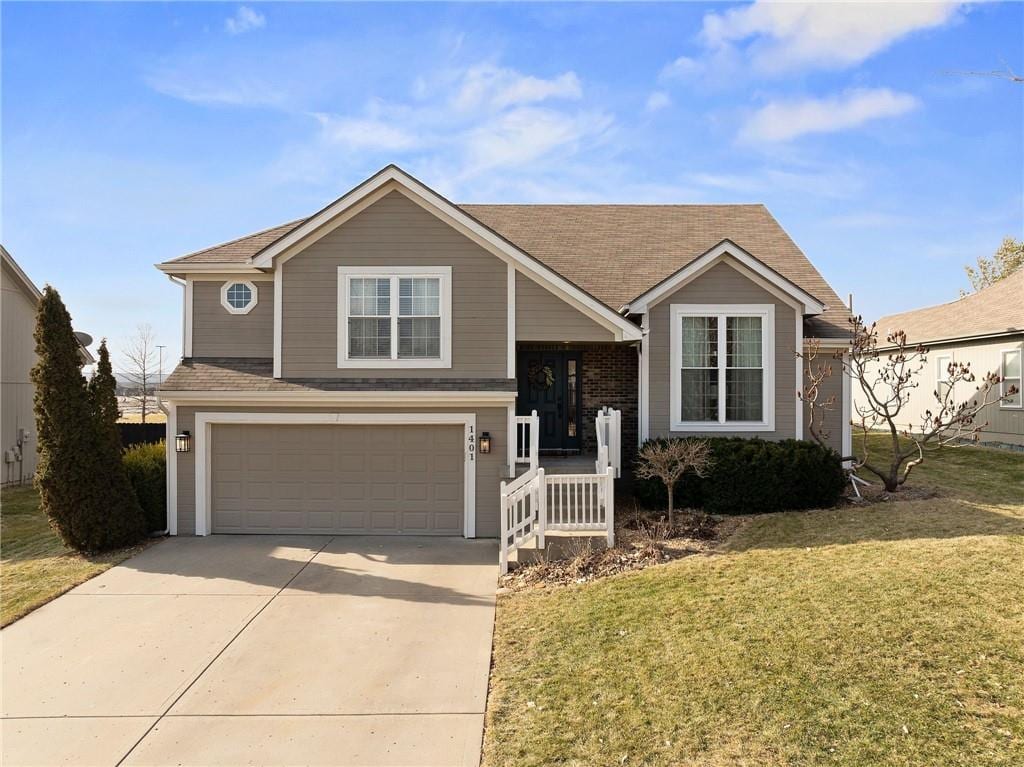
<box><xmin>799</xmin><ymin>316</ymin><xmax>1014</xmax><ymax>493</ymax></box>
<box><xmin>634</xmin><ymin>439</ymin><xmax>713</xmax><ymax>525</ymax></box>
<box><xmin>119</xmin><ymin>324</ymin><xmax>158</xmax><ymax>423</ymax></box>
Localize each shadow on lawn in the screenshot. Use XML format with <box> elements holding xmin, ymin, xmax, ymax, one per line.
<box><xmin>723</xmin><ymin>497</ymin><xmax>1024</xmax><ymax>552</ymax></box>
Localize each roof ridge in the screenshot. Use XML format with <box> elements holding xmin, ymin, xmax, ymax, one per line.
<box><xmin>877</xmin><ymin>268</ymin><xmax>1024</xmax><ymax>324</ymax></box>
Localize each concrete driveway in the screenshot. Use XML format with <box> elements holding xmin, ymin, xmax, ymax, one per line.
<box><xmin>1</xmin><ymin>535</ymin><xmax>497</xmax><ymax>767</ymax></box>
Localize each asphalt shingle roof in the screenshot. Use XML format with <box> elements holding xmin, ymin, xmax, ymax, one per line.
<box><xmin>874</xmin><ymin>269</ymin><xmax>1024</xmax><ymax>346</ymax></box>
<box><xmin>162</xmin><ymin>358</ymin><xmax>516</xmax><ymax>392</ymax></box>
<box><xmin>162</xmin><ymin>201</ymin><xmax>851</xmax><ymax>338</ymax></box>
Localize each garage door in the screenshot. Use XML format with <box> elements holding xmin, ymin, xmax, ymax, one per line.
<box><xmin>211</xmin><ymin>424</ymin><xmax>464</xmax><ymax>535</ymax></box>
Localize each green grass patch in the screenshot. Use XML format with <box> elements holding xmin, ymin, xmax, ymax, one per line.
<box><xmin>1</xmin><ymin>484</ymin><xmax>150</xmax><ymax>626</ymax></box>
<box><xmin>484</xmin><ymin>436</ymin><xmax>1024</xmax><ymax>766</ymax></box>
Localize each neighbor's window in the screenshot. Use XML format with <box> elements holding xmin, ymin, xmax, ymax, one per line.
<box><xmin>936</xmin><ymin>354</ymin><xmax>953</xmax><ymax>403</ymax></box>
<box><xmin>338</xmin><ymin>267</ymin><xmax>451</xmax><ymax>368</ymax></box>
<box><xmin>220</xmin><ymin>280</ymin><xmax>258</xmax><ymax>315</ymax></box>
<box><xmin>1001</xmin><ymin>347</ymin><xmax>1022</xmax><ymax>408</ymax></box>
<box><xmin>672</xmin><ymin>305</ymin><xmax>774</xmax><ymax>430</ymax></box>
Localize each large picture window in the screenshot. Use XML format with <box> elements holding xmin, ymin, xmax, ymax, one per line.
<box><xmin>671</xmin><ymin>304</ymin><xmax>775</xmax><ymax>431</ymax></box>
<box><xmin>338</xmin><ymin>267</ymin><xmax>452</xmax><ymax>368</ymax></box>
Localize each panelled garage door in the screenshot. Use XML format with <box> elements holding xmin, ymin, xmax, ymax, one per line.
<box><xmin>211</xmin><ymin>424</ymin><xmax>464</xmax><ymax>535</ymax></box>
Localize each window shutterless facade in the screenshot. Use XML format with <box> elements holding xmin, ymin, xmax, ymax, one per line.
<box><xmin>1000</xmin><ymin>346</ymin><xmax>1022</xmax><ymax>408</ymax></box>
<box><xmin>337</xmin><ymin>266</ymin><xmax>452</xmax><ymax>368</ymax></box>
<box><xmin>670</xmin><ymin>304</ymin><xmax>775</xmax><ymax>431</ymax></box>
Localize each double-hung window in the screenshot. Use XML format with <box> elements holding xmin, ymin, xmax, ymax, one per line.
<box><xmin>1001</xmin><ymin>346</ymin><xmax>1022</xmax><ymax>408</ymax></box>
<box><xmin>338</xmin><ymin>266</ymin><xmax>452</xmax><ymax>368</ymax></box>
<box><xmin>671</xmin><ymin>304</ymin><xmax>775</xmax><ymax>431</ymax></box>
<box><xmin>935</xmin><ymin>354</ymin><xmax>953</xmax><ymax>403</ymax></box>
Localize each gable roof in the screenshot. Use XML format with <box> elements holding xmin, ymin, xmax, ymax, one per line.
<box><xmin>875</xmin><ymin>269</ymin><xmax>1024</xmax><ymax>346</ymax></box>
<box><xmin>157</xmin><ymin>166</ymin><xmax>851</xmax><ymax>338</ymax></box>
<box><xmin>2</xmin><ymin>245</ymin><xmax>96</xmax><ymax>365</ymax></box>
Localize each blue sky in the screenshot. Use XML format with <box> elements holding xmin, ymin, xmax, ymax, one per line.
<box><xmin>3</xmin><ymin>1</ymin><xmax>1022</xmax><ymax>366</ymax></box>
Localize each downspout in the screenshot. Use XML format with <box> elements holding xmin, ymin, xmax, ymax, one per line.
<box><xmin>148</xmin><ymin>274</ymin><xmax>185</xmax><ymax>538</ymax></box>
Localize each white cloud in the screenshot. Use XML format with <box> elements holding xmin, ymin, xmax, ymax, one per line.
<box><xmin>645</xmin><ymin>91</ymin><xmax>671</xmax><ymax>112</ymax></box>
<box><xmin>225</xmin><ymin>6</ymin><xmax>266</xmax><ymax>36</ymax></box>
<box><xmin>462</xmin><ymin>107</ymin><xmax>612</xmax><ymax>176</ymax></box>
<box><xmin>701</xmin><ymin>1</ymin><xmax>963</xmax><ymax>74</ymax></box>
<box><xmin>453</xmin><ymin>65</ymin><xmax>582</xmax><ymax>111</ymax></box>
<box><xmin>145</xmin><ymin>70</ymin><xmax>286</xmax><ymax>108</ymax></box>
<box><xmin>313</xmin><ymin>114</ymin><xmax>419</xmax><ymax>151</ymax></box>
<box><xmin>739</xmin><ymin>88</ymin><xmax>920</xmax><ymax>143</ymax></box>
<box><xmin>659</xmin><ymin>55</ymin><xmax>703</xmax><ymax>81</ymax></box>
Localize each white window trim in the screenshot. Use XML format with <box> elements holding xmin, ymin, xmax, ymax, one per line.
<box><xmin>935</xmin><ymin>353</ymin><xmax>953</xmax><ymax>400</ymax></box>
<box><xmin>220</xmin><ymin>280</ymin><xmax>258</xmax><ymax>315</ymax></box>
<box><xmin>1000</xmin><ymin>345</ymin><xmax>1023</xmax><ymax>409</ymax></box>
<box><xmin>670</xmin><ymin>303</ymin><xmax>776</xmax><ymax>432</ymax></box>
<box><xmin>192</xmin><ymin>411</ymin><xmax>477</xmax><ymax>538</ymax></box>
<box><xmin>337</xmin><ymin>266</ymin><xmax>452</xmax><ymax>369</ymax></box>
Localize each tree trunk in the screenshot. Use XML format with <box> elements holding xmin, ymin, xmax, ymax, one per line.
<box><xmin>667</xmin><ymin>485</ymin><xmax>675</xmax><ymax>527</ymax></box>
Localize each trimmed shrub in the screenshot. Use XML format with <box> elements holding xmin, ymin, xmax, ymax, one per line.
<box><xmin>631</xmin><ymin>437</ymin><xmax>845</xmax><ymax>514</ymax></box>
<box><xmin>123</xmin><ymin>442</ymin><xmax>166</xmax><ymax>533</ymax></box>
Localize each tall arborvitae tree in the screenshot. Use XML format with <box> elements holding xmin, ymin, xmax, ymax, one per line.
<box><xmin>88</xmin><ymin>339</ymin><xmax>145</xmax><ymax>543</ymax></box>
<box><xmin>31</xmin><ymin>288</ymin><xmax>140</xmax><ymax>551</ymax></box>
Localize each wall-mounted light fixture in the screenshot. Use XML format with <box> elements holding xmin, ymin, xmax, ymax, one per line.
<box><xmin>479</xmin><ymin>431</ymin><xmax>492</xmax><ymax>454</ymax></box>
<box><xmin>175</xmin><ymin>430</ymin><xmax>192</xmax><ymax>453</ymax></box>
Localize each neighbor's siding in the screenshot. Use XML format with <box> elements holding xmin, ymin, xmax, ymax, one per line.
<box><xmin>515</xmin><ymin>271</ymin><xmax>614</xmax><ymax>342</ymax></box>
<box><xmin>281</xmin><ymin>191</ymin><xmax>507</xmax><ymax>378</ymax></box>
<box><xmin>1</xmin><ymin>261</ymin><xmax>38</xmax><ymax>484</ymax></box>
<box><xmin>648</xmin><ymin>260</ymin><xmax>798</xmax><ymax>442</ymax></box>
<box><xmin>190</xmin><ymin>279</ymin><xmax>274</xmax><ymax>358</ymax></box>
<box><xmin>171</xmin><ymin>404</ymin><xmax>509</xmax><ymax>537</ymax></box>
<box><xmin>852</xmin><ymin>335</ymin><xmax>1024</xmax><ymax>446</ymax></box>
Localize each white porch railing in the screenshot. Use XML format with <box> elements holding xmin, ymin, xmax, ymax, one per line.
<box><xmin>514</xmin><ymin>410</ymin><xmax>539</xmax><ymax>470</ymax></box>
<box><xmin>595</xmin><ymin>406</ymin><xmax>622</xmax><ymax>477</ymax></box>
<box><xmin>499</xmin><ymin>466</ymin><xmax>615</xmax><ymax>575</ymax></box>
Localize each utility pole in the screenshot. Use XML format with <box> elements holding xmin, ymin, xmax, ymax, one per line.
<box><xmin>156</xmin><ymin>344</ymin><xmax>166</xmax><ymax>411</ymax></box>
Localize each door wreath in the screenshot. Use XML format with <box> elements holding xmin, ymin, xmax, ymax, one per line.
<box><xmin>528</xmin><ymin>362</ymin><xmax>555</xmax><ymax>390</ymax></box>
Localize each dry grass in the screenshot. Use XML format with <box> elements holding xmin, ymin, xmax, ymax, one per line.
<box><xmin>117</xmin><ymin>412</ymin><xmax>167</xmax><ymax>424</ymax></box>
<box><xmin>0</xmin><ymin>485</ymin><xmax>152</xmax><ymax>626</ymax></box>
<box><xmin>483</xmin><ymin>435</ymin><xmax>1024</xmax><ymax>767</ymax></box>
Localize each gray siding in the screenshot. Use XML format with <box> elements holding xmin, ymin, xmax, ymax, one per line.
<box><xmin>803</xmin><ymin>354</ymin><xmax>845</xmax><ymax>454</ymax></box>
<box><xmin>281</xmin><ymin>191</ymin><xmax>507</xmax><ymax>378</ymax></box>
<box><xmin>515</xmin><ymin>271</ymin><xmax>614</xmax><ymax>342</ymax></box>
<box><xmin>172</xmin><ymin>405</ymin><xmax>508</xmax><ymax>537</ymax></box>
<box><xmin>1</xmin><ymin>261</ymin><xmax>38</xmax><ymax>484</ymax></box>
<box><xmin>648</xmin><ymin>260</ymin><xmax>798</xmax><ymax>441</ymax></box>
<box><xmin>191</xmin><ymin>279</ymin><xmax>274</xmax><ymax>358</ymax></box>
<box><xmin>852</xmin><ymin>335</ymin><xmax>1024</xmax><ymax>446</ymax></box>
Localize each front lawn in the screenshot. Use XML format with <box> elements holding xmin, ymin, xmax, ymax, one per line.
<box><xmin>484</xmin><ymin>435</ymin><xmax>1024</xmax><ymax>766</ymax></box>
<box><xmin>0</xmin><ymin>484</ymin><xmax>151</xmax><ymax>626</ymax></box>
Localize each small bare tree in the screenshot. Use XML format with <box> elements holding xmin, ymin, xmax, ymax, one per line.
<box><xmin>119</xmin><ymin>324</ymin><xmax>158</xmax><ymax>423</ymax></box>
<box><xmin>634</xmin><ymin>439</ymin><xmax>713</xmax><ymax>525</ymax></box>
<box><xmin>800</xmin><ymin>316</ymin><xmax>1013</xmax><ymax>492</ymax></box>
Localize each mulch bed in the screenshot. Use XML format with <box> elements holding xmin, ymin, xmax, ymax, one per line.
<box><xmin>497</xmin><ymin>509</ymin><xmax>740</xmax><ymax>593</ymax></box>
<box><xmin>842</xmin><ymin>480</ymin><xmax>941</xmax><ymax>506</ymax></box>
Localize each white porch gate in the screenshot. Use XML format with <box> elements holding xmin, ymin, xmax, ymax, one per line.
<box><xmin>499</xmin><ymin>407</ymin><xmax>622</xmax><ymax>574</ymax></box>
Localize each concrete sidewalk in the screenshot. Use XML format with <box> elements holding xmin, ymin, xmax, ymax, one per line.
<box><xmin>1</xmin><ymin>535</ymin><xmax>497</xmax><ymax>766</ymax></box>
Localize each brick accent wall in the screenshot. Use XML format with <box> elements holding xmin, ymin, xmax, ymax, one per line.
<box><xmin>518</xmin><ymin>343</ymin><xmax>639</xmax><ymax>458</ymax></box>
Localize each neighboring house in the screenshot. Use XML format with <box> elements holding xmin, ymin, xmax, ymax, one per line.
<box><xmin>860</xmin><ymin>270</ymin><xmax>1023</xmax><ymax>447</ymax></box>
<box><xmin>1</xmin><ymin>245</ymin><xmax>95</xmax><ymax>485</ymax></box>
<box><xmin>157</xmin><ymin>165</ymin><xmax>852</xmax><ymax>539</ymax></box>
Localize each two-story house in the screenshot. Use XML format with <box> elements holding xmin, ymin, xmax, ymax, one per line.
<box><xmin>158</xmin><ymin>165</ymin><xmax>851</xmax><ymax>542</ymax></box>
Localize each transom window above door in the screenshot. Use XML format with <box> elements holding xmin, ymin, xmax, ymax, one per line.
<box><xmin>670</xmin><ymin>304</ymin><xmax>775</xmax><ymax>431</ymax></box>
<box><xmin>337</xmin><ymin>266</ymin><xmax>452</xmax><ymax>368</ymax></box>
